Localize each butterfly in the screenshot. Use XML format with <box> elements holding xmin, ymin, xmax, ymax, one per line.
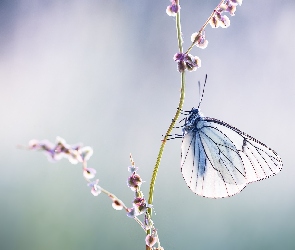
<box><xmin>181</xmin><ymin>76</ymin><xmax>283</xmax><ymax>198</ymax></box>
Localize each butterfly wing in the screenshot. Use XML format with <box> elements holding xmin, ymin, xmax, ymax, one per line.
<box><xmin>206</xmin><ymin>118</ymin><xmax>283</xmax><ymax>182</ymax></box>
<box><xmin>181</xmin><ymin>117</ymin><xmax>282</xmax><ymax>198</ymax></box>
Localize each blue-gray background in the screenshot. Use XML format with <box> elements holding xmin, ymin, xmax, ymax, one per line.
<box><xmin>1</xmin><ymin>0</ymin><xmax>294</xmax><ymax>249</ymax></box>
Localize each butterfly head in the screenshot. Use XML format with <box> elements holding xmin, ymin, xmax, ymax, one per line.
<box><xmin>182</xmin><ymin>108</ymin><xmax>204</xmax><ymax>134</ymax></box>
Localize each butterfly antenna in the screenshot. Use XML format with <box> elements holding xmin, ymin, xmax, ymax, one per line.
<box><xmin>197</xmin><ymin>74</ymin><xmax>208</xmax><ymax>109</ymax></box>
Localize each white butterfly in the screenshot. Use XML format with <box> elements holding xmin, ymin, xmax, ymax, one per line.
<box><xmin>181</xmin><ymin>80</ymin><xmax>282</xmax><ymax>198</ymax></box>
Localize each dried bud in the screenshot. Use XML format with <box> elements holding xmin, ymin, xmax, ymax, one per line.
<box><xmin>220</xmin><ymin>3</ymin><xmax>237</xmax><ymax>16</ymax></box>
<box><xmin>191</xmin><ymin>31</ymin><xmax>208</xmax><ymax>49</ymax></box>
<box><xmin>177</xmin><ymin>61</ymin><xmax>186</xmax><ymax>73</ymax></box>
<box><xmin>87</xmin><ymin>179</ymin><xmax>101</xmax><ymax>196</ymax></box>
<box><xmin>133</xmin><ymin>197</ymin><xmax>145</xmax><ymax>206</ymax></box>
<box><xmin>219</xmin><ymin>15</ymin><xmax>230</xmax><ymax>28</ymax></box>
<box><xmin>209</xmin><ymin>15</ymin><xmax>220</xmax><ymax>28</ymax></box>
<box><xmin>166</xmin><ymin>1</ymin><xmax>180</xmax><ymax>17</ymax></box>
<box><xmin>210</xmin><ymin>11</ymin><xmax>230</xmax><ymax>29</ymax></box>
<box><xmin>112</xmin><ymin>200</ymin><xmax>124</xmax><ymax>210</ymax></box>
<box><xmin>109</xmin><ymin>195</ymin><xmax>124</xmax><ymax>210</ymax></box>
<box><xmin>79</xmin><ymin>146</ymin><xmax>93</xmax><ymax>162</ymax></box>
<box><xmin>184</xmin><ymin>54</ymin><xmax>201</xmax><ymax>71</ymax></box>
<box><xmin>173</xmin><ymin>52</ymin><xmax>185</xmax><ymax>61</ymax></box>
<box><xmin>231</xmin><ymin>0</ymin><xmax>243</xmax><ymax>6</ymax></box>
<box><xmin>83</xmin><ymin>167</ymin><xmax>97</xmax><ymax>179</ymax></box>
<box><xmin>126</xmin><ymin>207</ymin><xmax>139</xmax><ymax>218</ymax></box>
<box><xmin>145</xmin><ymin>234</ymin><xmax>158</xmax><ymax>248</ymax></box>
<box><xmin>134</xmin><ymin>198</ymin><xmax>152</xmax><ymax>215</ymax></box>
<box><xmin>127</xmin><ymin>173</ymin><xmax>142</xmax><ymax>191</ymax></box>
<box><xmin>174</xmin><ymin>53</ymin><xmax>201</xmax><ymax>72</ymax></box>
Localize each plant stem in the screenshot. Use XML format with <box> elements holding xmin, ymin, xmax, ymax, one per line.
<box><xmin>147</xmin><ymin>0</ymin><xmax>185</xmax><ymax>224</ymax></box>
<box><xmin>176</xmin><ymin>1</ymin><xmax>183</xmax><ymax>53</ymax></box>
<box><xmin>186</xmin><ymin>0</ymin><xmax>224</xmax><ymax>54</ymax></box>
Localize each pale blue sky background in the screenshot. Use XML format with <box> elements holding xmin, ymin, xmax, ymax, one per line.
<box><xmin>1</xmin><ymin>0</ymin><xmax>295</xmax><ymax>249</ymax></box>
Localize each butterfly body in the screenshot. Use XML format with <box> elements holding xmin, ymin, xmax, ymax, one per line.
<box><xmin>181</xmin><ymin>107</ymin><xmax>282</xmax><ymax>198</ymax></box>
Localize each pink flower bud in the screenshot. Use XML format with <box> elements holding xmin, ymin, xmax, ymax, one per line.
<box><xmin>145</xmin><ymin>234</ymin><xmax>158</xmax><ymax>247</ymax></box>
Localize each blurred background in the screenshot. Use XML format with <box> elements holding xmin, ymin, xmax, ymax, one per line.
<box><xmin>1</xmin><ymin>0</ymin><xmax>294</xmax><ymax>249</ymax></box>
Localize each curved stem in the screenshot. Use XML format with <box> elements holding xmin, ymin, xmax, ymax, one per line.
<box><xmin>145</xmin><ymin>72</ymin><xmax>185</xmax><ymax>248</ymax></box>
<box><xmin>147</xmin><ymin>0</ymin><xmax>185</xmax><ymax>226</ymax></box>
<box><xmin>147</xmin><ymin>73</ymin><xmax>185</xmax><ymax>206</ymax></box>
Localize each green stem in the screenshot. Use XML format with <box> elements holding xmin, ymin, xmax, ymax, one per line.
<box><xmin>147</xmin><ymin>72</ymin><xmax>185</xmax><ymax>204</ymax></box>
<box><xmin>147</xmin><ymin>0</ymin><xmax>185</xmax><ymax>223</ymax></box>
<box><xmin>176</xmin><ymin>2</ymin><xmax>183</xmax><ymax>53</ymax></box>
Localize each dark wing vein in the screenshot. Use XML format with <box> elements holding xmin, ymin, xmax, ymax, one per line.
<box><xmin>203</xmin><ymin>117</ymin><xmax>282</xmax><ymax>182</ymax></box>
